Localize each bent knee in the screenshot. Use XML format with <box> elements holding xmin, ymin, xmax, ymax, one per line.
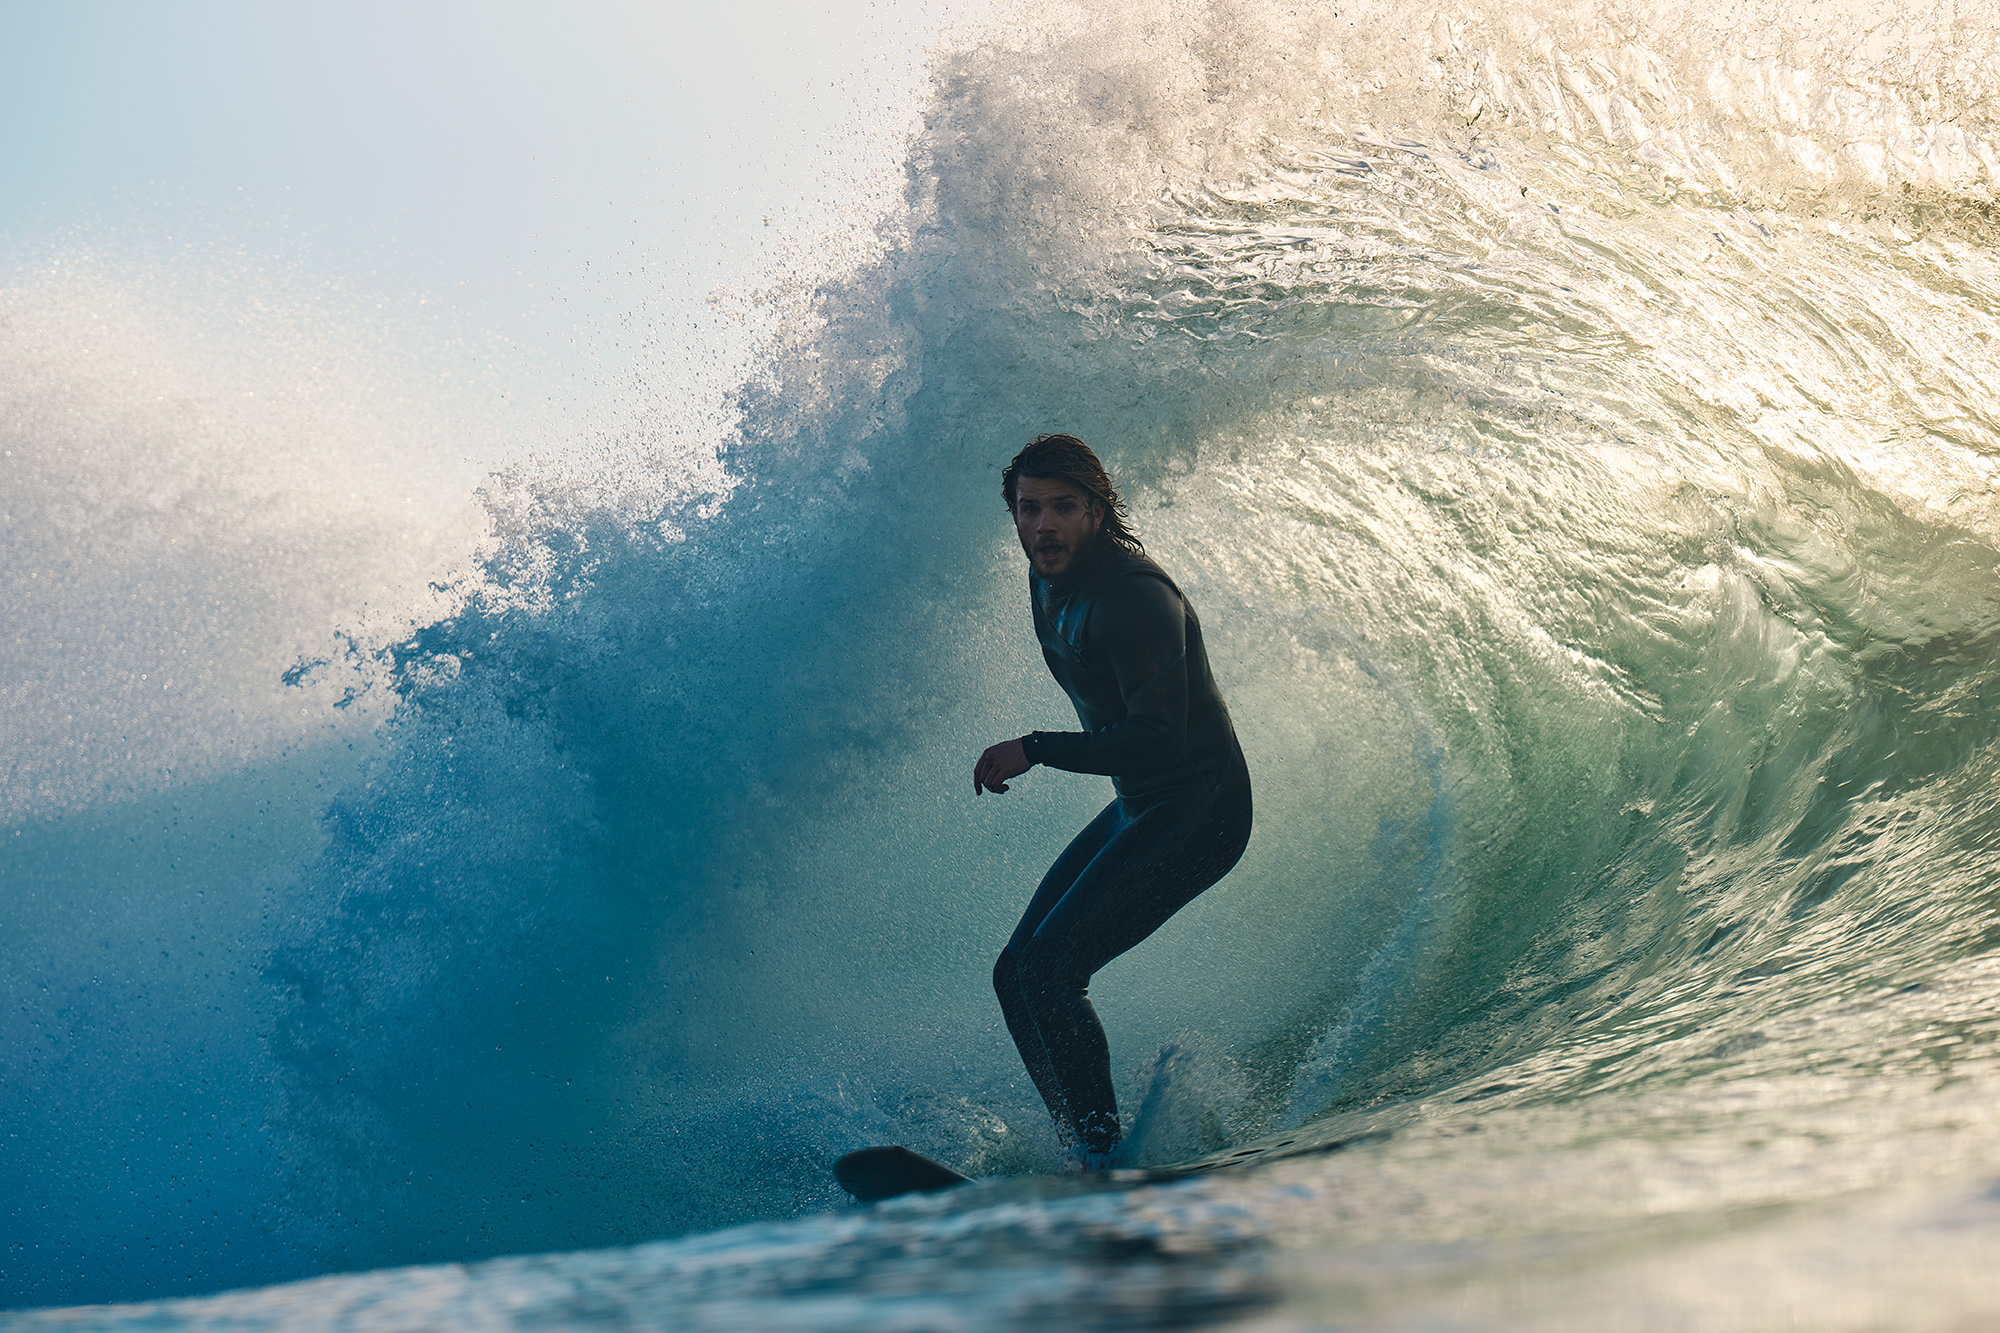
<box><xmin>992</xmin><ymin>947</ymin><xmax>1018</xmax><ymax>997</ymax></box>
<box><xmin>995</xmin><ymin>944</ymin><xmax>1057</xmax><ymax>1000</ymax></box>
<box><xmin>1003</xmin><ymin>937</ymin><xmax>1087</xmax><ymax>997</ymax></box>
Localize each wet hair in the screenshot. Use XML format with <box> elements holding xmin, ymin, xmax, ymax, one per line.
<box><xmin>1001</xmin><ymin>433</ymin><xmax>1144</xmax><ymax>553</ymax></box>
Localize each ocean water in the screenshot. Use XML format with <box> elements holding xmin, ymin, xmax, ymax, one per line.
<box><xmin>8</xmin><ymin>0</ymin><xmax>2000</xmax><ymax>1326</ymax></box>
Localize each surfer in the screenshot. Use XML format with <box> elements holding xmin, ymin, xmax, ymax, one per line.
<box><xmin>974</xmin><ymin>434</ymin><xmax>1253</xmax><ymax>1172</ymax></box>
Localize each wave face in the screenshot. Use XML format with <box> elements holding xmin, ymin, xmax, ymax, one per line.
<box><xmin>11</xmin><ymin>0</ymin><xmax>2000</xmax><ymax>1316</ymax></box>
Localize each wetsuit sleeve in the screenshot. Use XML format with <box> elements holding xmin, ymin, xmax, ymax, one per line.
<box><xmin>1022</xmin><ymin>575</ymin><xmax>1187</xmax><ymax>776</ymax></box>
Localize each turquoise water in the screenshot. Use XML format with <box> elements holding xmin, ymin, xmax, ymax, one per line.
<box><xmin>9</xmin><ymin>0</ymin><xmax>2000</xmax><ymax>1325</ymax></box>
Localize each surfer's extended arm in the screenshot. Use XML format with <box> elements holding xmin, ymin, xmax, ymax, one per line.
<box><xmin>1021</xmin><ymin>574</ymin><xmax>1189</xmax><ymax>777</ymax></box>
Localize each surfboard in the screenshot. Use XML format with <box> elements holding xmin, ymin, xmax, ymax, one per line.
<box><xmin>833</xmin><ymin>1145</ymin><xmax>972</xmax><ymax>1201</ymax></box>
<box><xmin>834</xmin><ymin>1131</ymin><xmax>1367</xmax><ymax>1204</ymax></box>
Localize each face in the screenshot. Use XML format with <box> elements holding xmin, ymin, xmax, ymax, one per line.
<box><xmin>1013</xmin><ymin>475</ymin><xmax>1104</xmax><ymax>581</ymax></box>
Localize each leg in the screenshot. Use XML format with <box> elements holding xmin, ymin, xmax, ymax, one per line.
<box><xmin>993</xmin><ymin>799</ymin><xmax>1125</xmax><ymax>1141</ymax></box>
<box><xmin>996</xmin><ymin>774</ymin><xmax>1253</xmax><ymax>1157</ymax></box>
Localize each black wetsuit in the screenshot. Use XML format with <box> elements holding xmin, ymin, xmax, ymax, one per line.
<box><xmin>993</xmin><ymin>540</ymin><xmax>1253</xmax><ymax>1157</ymax></box>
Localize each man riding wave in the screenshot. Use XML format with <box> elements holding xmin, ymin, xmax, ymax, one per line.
<box><xmin>975</xmin><ymin>433</ymin><xmax>1254</xmax><ymax>1171</ymax></box>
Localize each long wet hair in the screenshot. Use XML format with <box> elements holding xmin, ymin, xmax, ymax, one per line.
<box><xmin>1000</xmin><ymin>433</ymin><xmax>1144</xmax><ymax>554</ymax></box>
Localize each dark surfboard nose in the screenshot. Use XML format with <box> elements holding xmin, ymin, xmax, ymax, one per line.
<box><xmin>834</xmin><ymin>1146</ymin><xmax>971</xmax><ymax>1202</ymax></box>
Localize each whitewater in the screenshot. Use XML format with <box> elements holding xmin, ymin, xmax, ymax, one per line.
<box><xmin>8</xmin><ymin>0</ymin><xmax>2000</xmax><ymax>1325</ymax></box>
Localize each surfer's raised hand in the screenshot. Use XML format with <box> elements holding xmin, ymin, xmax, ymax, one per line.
<box><xmin>974</xmin><ymin>738</ymin><xmax>1031</xmax><ymax>794</ymax></box>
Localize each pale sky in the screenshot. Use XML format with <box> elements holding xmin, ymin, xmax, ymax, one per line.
<box><xmin>0</xmin><ymin>0</ymin><xmax>977</xmax><ymax>403</ymax></box>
